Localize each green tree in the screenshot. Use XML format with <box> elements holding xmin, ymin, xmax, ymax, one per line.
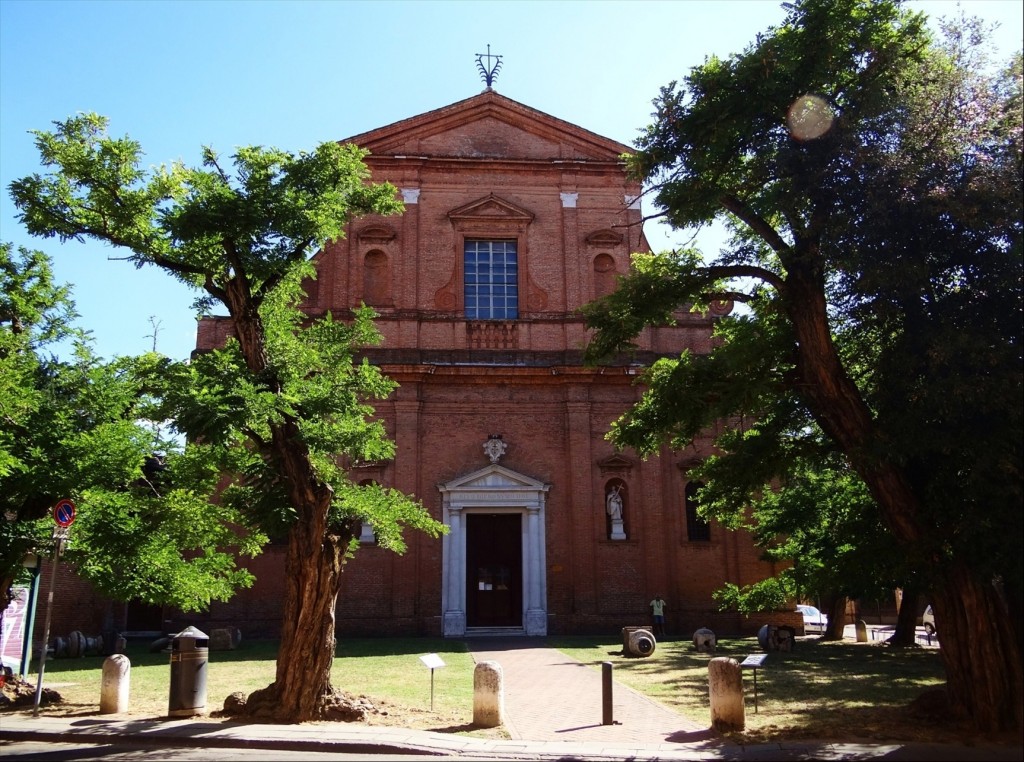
<box><xmin>584</xmin><ymin>0</ymin><xmax>1022</xmax><ymax>732</ymax></box>
<box><xmin>1</xmin><ymin>242</ymin><xmax>74</xmax><ymax>599</ymax></box>
<box><xmin>1</xmin><ymin>243</ymin><xmax>257</xmax><ymax>614</ymax></box>
<box><xmin>9</xmin><ymin>117</ymin><xmax>445</xmax><ymax>722</ymax></box>
<box><xmin>697</xmin><ymin>404</ymin><xmax>918</xmax><ymax>643</ymax></box>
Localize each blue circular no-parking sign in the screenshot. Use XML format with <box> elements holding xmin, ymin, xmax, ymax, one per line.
<box><xmin>53</xmin><ymin>499</ymin><xmax>76</xmax><ymax>527</ymax></box>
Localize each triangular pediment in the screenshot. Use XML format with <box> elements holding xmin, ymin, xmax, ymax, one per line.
<box><xmin>448</xmin><ymin>194</ymin><xmax>534</xmax><ymax>225</ymax></box>
<box><xmin>598</xmin><ymin>454</ymin><xmax>635</xmax><ymax>475</ymax></box>
<box><xmin>343</xmin><ymin>90</ymin><xmax>630</xmax><ymax>162</ymax></box>
<box><xmin>356</xmin><ymin>225</ymin><xmax>397</xmax><ymax>243</ymax></box>
<box><xmin>439</xmin><ymin>464</ymin><xmax>550</xmax><ymax>494</ymax></box>
<box><xmin>585</xmin><ymin>229</ymin><xmax>624</xmax><ymax>247</ymax></box>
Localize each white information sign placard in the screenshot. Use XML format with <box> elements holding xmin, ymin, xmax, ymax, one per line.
<box><xmin>419</xmin><ymin>653</ymin><xmax>446</xmax><ymax>711</ymax></box>
<box><xmin>419</xmin><ymin>653</ymin><xmax>446</xmax><ymax>670</ymax></box>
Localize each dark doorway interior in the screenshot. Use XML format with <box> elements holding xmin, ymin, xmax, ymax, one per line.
<box><xmin>125</xmin><ymin>600</ymin><xmax>164</xmax><ymax>634</ymax></box>
<box><xmin>466</xmin><ymin>513</ymin><xmax>522</xmax><ymax>627</ymax></box>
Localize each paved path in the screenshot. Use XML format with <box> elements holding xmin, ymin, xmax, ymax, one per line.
<box><xmin>466</xmin><ymin>637</ymin><xmax>711</xmax><ymax>745</ymax></box>
<box><xmin>2</xmin><ymin>639</ymin><xmax>1021</xmax><ymax>762</ymax></box>
<box><xmin>3</xmin><ymin>634</ymin><xmax>1020</xmax><ymax>760</ymax></box>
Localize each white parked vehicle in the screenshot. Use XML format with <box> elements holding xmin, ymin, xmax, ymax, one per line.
<box><xmin>797</xmin><ymin>604</ymin><xmax>829</xmax><ymax>635</ymax></box>
<box><xmin>922</xmin><ymin>605</ymin><xmax>936</xmax><ymax>635</ymax></box>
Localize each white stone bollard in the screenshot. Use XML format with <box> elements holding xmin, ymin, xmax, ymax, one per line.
<box><xmin>708</xmin><ymin>656</ymin><xmax>745</xmax><ymax>731</ymax></box>
<box><xmin>100</xmin><ymin>654</ymin><xmax>131</xmax><ymax>714</ymax></box>
<box><xmin>472</xmin><ymin>660</ymin><xmax>505</xmax><ymax>728</ymax></box>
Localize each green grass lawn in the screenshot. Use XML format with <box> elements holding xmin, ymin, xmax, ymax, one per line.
<box><xmin>19</xmin><ymin>637</ymin><xmax>483</xmax><ymax>733</ymax></box>
<box><xmin>547</xmin><ymin>634</ymin><xmax>951</xmax><ymax>743</ymax></box>
<box><xmin>9</xmin><ymin>634</ymin><xmax>968</xmax><ymax>743</ymax></box>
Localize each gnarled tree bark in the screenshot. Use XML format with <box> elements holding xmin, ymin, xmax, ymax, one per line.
<box><xmin>222</xmin><ymin>274</ymin><xmax>358</xmax><ymax>723</ymax></box>
<box><xmin>781</xmin><ymin>257</ymin><xmax>1023</xmax><ymax>732</ymax></box>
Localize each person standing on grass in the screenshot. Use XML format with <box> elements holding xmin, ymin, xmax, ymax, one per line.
<box><xmin>649</xmin><ymin>595</ymin><xmax>667</xmax><ymax>638</ymax></box>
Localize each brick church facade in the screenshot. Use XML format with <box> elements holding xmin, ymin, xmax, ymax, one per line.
<box><xmin>187</xmin><ymin>89</ymin><xmax>785</xmax><ymax>639</ymax></box>
<box><xmin>20</xmin><ymin>90</ymin><xmax>789</xmax><ymax>648</ymax></box>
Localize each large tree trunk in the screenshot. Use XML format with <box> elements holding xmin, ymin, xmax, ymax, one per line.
<box><xmin>887</xmin><ymin>585</ymin><xmax>920</xmax><ymax>648</ymax></box>
<box><xmin>250</xmin><ymin>489</ymin><xmax>350</xmax><ymax>722</ymax></box>
<box><xmin>930</xmin><ymin>564</ymin><xmax>1024</xmax><ymax>732</ymax></box>
<box><xmin>237</xmin><ymin>470</ymin><xmax>358</xmax><ymax>722</ymax></box>
<box><xmin>782</xmin><ymin>261</ymin><xmax>1024</xmax><ymax>732</ymax></box>
<box><xmin>222</xmin><ymin>276</ymin><xmax>357</xmax><ymax>723</ymax></box>
<box><xmin>239</xmin><ymin>399</ymin><xmax>357</xmax><ymax>722</ymax></box>
<box><xmin>823</xmin><ymin>594</ymin><xmax>847</xmax><ymax>641</ymax></box>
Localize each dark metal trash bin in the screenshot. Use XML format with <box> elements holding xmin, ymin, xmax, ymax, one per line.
<box><xmin>168</xmin><ymin>626</ymin><xmax>208</xmax><ymax>717</ymax></box>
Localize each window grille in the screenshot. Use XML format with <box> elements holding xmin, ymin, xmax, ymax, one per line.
<box><xmin>465</xmin><ymin>240</ymin><xmax>518</xmax><ymax>319</ymax></box>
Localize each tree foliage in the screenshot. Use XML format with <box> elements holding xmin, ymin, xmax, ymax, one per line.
<box><xmin>584</xmin><ymin>0</ymin><xmax>1022</xmax><ymax>732</ymax></box>
<box><xmin>0</xmin><ymin>243</ymin><xmax>258</xmax><ymax>611</ymax></box>
<box><xmin>9</xmin><ymin>116</ymin><xmax>445</xmax><ymax>722</ymax></box>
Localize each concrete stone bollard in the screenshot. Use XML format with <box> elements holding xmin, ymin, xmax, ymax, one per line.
<box><xmin>708</xmin><ymin>657</ymin><xmax>745</xmax><ymax>731</ymax></box>
<box><xmin>856</xmin><ymin>619</ymin><xmax>868</xmax><ymax>642</ymax></box>
<box><xmin>472</xmin><ymin>660</ymin><xmax>505</xmax><ymax>728</ymax></box>
<box><xmin>100</xmin><ymin>654</ymin><xmax>131</xmax><ymax>714</ymax></box>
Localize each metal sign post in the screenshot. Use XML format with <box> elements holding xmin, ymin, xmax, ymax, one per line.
<box><xmin>18</xmin><ymin>552</ymin><xmax>42</xmax><ymax>679</ymax></box>
<box><xmin>740</xmin><ymin>653</ymin><xmax>768</xmax><ymax>713</ymax></box>
<box><xmin>419</xmin><ymin>653</ymin><xmax>446</xmax><ymax>711</ymax></box>
<box><xmin>33</xmin><ymin>500</ymin><xmax>75</xmax><ymax>716</ymax></box>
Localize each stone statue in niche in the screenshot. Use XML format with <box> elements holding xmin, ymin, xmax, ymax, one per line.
<box><xmin>606</xmin><ymin>485</ymin><xmax>627</xmax><ymax>540</ymax></box>
<box><xmin>606</xmin><ymin>485</ymin><xmax>623</xmax><ymax>520</ymax></box>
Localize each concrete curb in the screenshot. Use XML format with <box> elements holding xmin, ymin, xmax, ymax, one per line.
<box><xmin>2</xmin><ymin>714</ymin><xmax>1022</xmax><ymax>761</ymax></box>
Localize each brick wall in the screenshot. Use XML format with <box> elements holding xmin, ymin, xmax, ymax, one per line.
<box><xmin>174</xmin><ymin>91</ymin><xmax>788</xmax><ymax>640</ymax></box>
<box><xmin>28</xmin><ymin>561</ymin><xmax>120</xmax><ymax>655</ymax></box>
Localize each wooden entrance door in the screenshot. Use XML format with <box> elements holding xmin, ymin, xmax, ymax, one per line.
<box><xmin>465</xmin><ymin>513</ymin><xmax>522</xmax><ymax>627</ymax></box>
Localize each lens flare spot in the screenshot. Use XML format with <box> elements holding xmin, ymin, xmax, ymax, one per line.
<box><xmin>787</xmin><ymin>95</ymin><xmax>834</xmax><ymax>141</ymax></box>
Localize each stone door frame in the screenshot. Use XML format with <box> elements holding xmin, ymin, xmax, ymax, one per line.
<box><xmin>439</xmin><ymin>463</ymin><xmax>550</xmax><ymax>637</ymax></box>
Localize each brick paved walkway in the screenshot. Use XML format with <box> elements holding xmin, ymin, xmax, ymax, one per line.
<box><xmin>466</xmin><ymin>638</ymin><xmax>710</xmax><ymax>745</ymax></box>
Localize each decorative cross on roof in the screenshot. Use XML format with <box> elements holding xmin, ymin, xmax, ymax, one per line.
<box><xmin>476</xmin><ymin>44</ymin><xmax>503</xmax><ymax>89</ymax></box>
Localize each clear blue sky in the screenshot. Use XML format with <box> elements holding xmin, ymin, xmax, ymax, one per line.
<box><xmin>1</xmin><ymin>0</ymin><xmax>1020</xmax><ymax>363</ymax></box>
